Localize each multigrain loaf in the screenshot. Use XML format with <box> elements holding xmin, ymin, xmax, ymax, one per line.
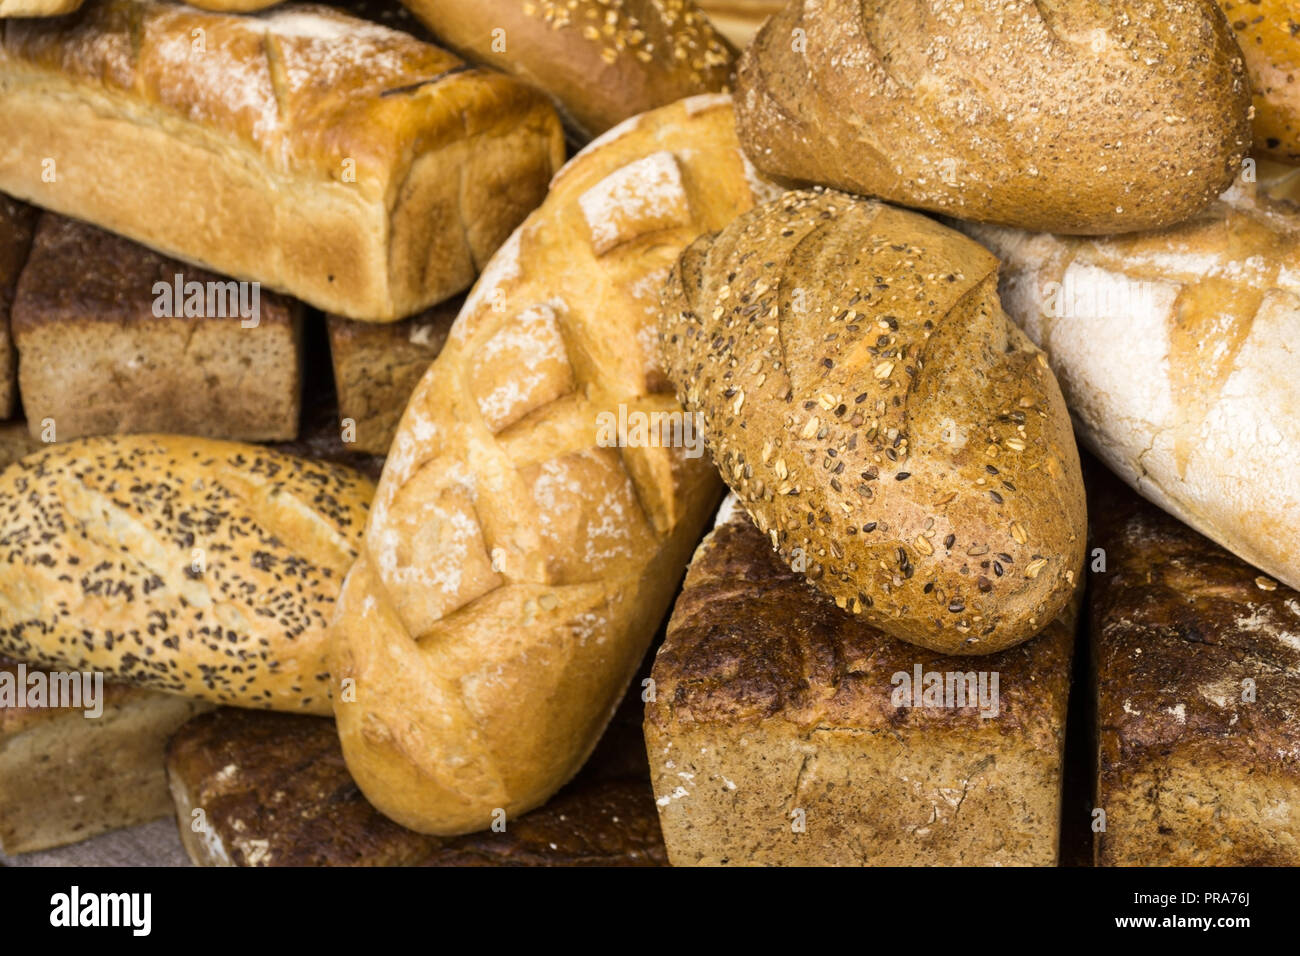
<box><xmin>645</xmin><ymin>497</ymin><xmax>1077</xmax><ymax>866</ymax></box>
<box><xmin>735</xmin><ymin>0</ymin><xmax>1252</xmax><ymax>234</ymax></box>
<box><xmin>660</xmin><ymin>189</ymin><xmax>1085</xmax><ymax>654</ymax></box>
<box><xmin>0</xmin><ymin>656</ymin><xmax>211</xmax><ymax>855</ymax></box>
<box><xmin>1089</xmin><ymin>473</ymin><xmax>1300</xmax><ymax>866</ymax></box>
<box><xmin>0</xmin><ymin>435</ymin><xmax>375</xmax><ymax>713</ymax></box>
<box><xmin>1219</xmin><ymin>0</ymin><xmax>1300</xmax><ymax>162</ymax></box>
<box><xmin>330</xmin><ymin>94</ymin><xmax>777</xmax><ymax>836</ymax></box>
<box><xmin>12</xmin><ymin>213</ymin><xmax>302</xmax><ymax>443</ymax></box>
<box><xmin>326</xmin><ymin>298</ymin><xmax>459</xmax><ymax>456</ymax></box>
<box><xmin>961</xmin><ymin>183</ymin><xmax>1300</xmax><ymax>592</ymax></box>
<box><xmin>0</xmin><ymin>195</ymin><xmax>35</xmax><ymax>420</ymax></box>
<box><xmin>0</xmin><ymin>1</ymin><xmax>565</xmax><ymax>320</ymax></box>
<box><xmin>399</xmin><ymin>0</ymin><xmax>735</xmax><ymax>141</ymax></box>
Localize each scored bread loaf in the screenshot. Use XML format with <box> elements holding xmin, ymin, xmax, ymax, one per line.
<box><xmin>0</xmin><ymin>435</ymin><xmax>375</xmax><ymax>713</ymax></box>
<box><xmin>961</xmin><ymin>182</ymin><xmax>1300</xmax><ymax>592</ymax></box>
<box><xmin>12</xmin><ymin>213</ymin><xmax>302</xmax><ymax>443</ymax></box>
<box><xmin>0</xmin><ymin>195</ymin><xmax>35</xmax><ymax>420</ymax></box>
<box><xmin>646</xmin><ymin>497</ymin><xmax>1077</xmax><ymax>866</ymax></box>
<box><xmin>0</xmin><ymin>1</ymin><xmax>565</xmax><ymax>320</ymax></box>
<box><xmin>660</xmin><ymin>189</ymin><xmax>1086</xmax><ymax>654</ymax></box>
<box><xmin>329</xmin><ymin>93</ymin><xmax>777</xmax><ymax>836</ymax></box>
<box><xmin>399</xmin><ymin>0</ymin><xmax>735</xmax><ymax>141</ymax></box>
<box><xmin>1090</xmin><ymin>472</ymin><xmax>1300</xmax><ymax>866</ymax></box>
<box><xmin>735</xmin><ymin>0</ymin><xmax>1252</xmax><ymax>234</ymax></box>
<box><xmin>1218</xmin><ymin>0</ymin><xmax>1299</xmax><ymax>163</ymax></box>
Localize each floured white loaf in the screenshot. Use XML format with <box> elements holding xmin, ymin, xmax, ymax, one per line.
<box><xmin>962</xmin><ymin>183</ymin><xmax>1300</xmax><ymax>590</ymax></box>
<box><xmin>0</xmin><ymin>1</ymin><xmax>565</xmax><ymax>320</ymax></box>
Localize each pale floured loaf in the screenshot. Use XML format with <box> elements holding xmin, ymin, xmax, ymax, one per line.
<box><xmin>330</xmin><ymin>94</ymin><xmax>777</xmax><ymax>836</ymax></box>
<box><xmin>0</xmin><ymin>1</ymin><xmax>565</xmax><ymax>320</ymax></box>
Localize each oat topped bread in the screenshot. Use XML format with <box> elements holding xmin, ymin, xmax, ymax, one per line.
<box><xmin>660</xmin><ymin>189</ymin><xmax>1086</xmax><ymax>654</ymax></box>
<box><xmin>0</xmin><ymin>435</ymin><xmax>374</xmax><ymax>713</ymax></box>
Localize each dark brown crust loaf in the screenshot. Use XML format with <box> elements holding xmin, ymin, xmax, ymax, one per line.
<box><xmin>1090</xmin><ymin>473</ymin><xmax>1300</xmax><ymax>866</ymax></box>
<box><xmin>0</xmin><ymin>195</ymin><xmax>36</xmax><ymax>420</ymax></box>
<box><xmin>659</xmin><ymin>189</ymin><xmax>1085</xmax><ymax>654</ymax></box>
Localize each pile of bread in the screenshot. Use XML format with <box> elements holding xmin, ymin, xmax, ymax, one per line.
<box><xmin>0</xmin><ymin>0</ymin><xmax>1295</xmax><ymax>867</ymax></box>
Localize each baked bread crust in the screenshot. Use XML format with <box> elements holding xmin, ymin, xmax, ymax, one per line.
<box><xmin>645</xmin><ymin>500</ymin><xmax>1076</xmax><ymax>865</ymax></box>
<box><xmin>696</xmin><ymin>1</ymin><xmax>782</xmax><ymax>47</ymax></box>
<box><xmin>1218</xmin><ymin>0</ymin><xmax>1299</xmax><ymax>163</ymax></box>
<box><xmin>329</xmin><ymin>94</ymin><xmax>775</xmax><ymax>836</ymax></box>
<box><xmin>0</xmin><ymin>435</ymin><xmax>375</xmax><ymax>713</ymax></box>
<box><xmin>660</xmin><ymin>189</ymin><xmax>1085</xmax><ymax>654</ymax></box>
<box><xmin>0</xmin><ymin>194</ymin><xmax>35</xmax><ymax>420</ymax></box>
<box><xmin>734</xmin><ymin>0</ymin><xmax>1252</xmax><ymax>234</ymax></box>
<box><xmin>1090</xmin><ymin>475</ymin><xmax>1300</xmax><ymax>866</ymax></box>
<box><xmin>0</xmin><ymin>1</ymin><xmax>565</xmax><ymax>319</ymax></box>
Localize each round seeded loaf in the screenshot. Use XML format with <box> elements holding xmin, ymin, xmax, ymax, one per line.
<box><xmin>659</xmin><ymin>189</ymin><xmax>1086</xmax><ymax>654</ymax></box>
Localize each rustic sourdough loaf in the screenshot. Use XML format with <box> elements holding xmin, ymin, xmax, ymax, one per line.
<box><xmin>961</xmin><ymin>183</ymin><xmax>1300</xmax><ymax>592</ymax></box>
<box><xmin>0</xmin><ymin>655</ymin><xmax>211</xmax><ymax>855</ymax></box>
<box><xmin>12</xmin><ymin>213</ymin><xmax>302</xmax><ymax>443</ymax></box>
<box><xmin>330</xmin><ymin>94</ymin><xmax>777</xmax><ymax>836</ymax></box>
<box><xmin>735</xmin><ymin>0</ymin><xmax>1252</xmax><ymax>234</ymax></box>
<box><xmin>645</xmin><ymin>497</ymin><xmax>1077</xmax><ymax>866</ymax></box>
<box><xmin>0</xmin><ymin>195</ymin><xmax>35</xmax><ymax>420</ymax></box>
<box><xmin>399</xmin><ymin>0</ymin><xmax>735</xmax><ymax>141</ymax></box>
<box><xmin>0</xmin><ymin>1</ymin><xmax>565</xmax><ymax>320</ymax></box>
<box><xmin>0</xmin><ymin>435</ymin><xmax>374</xmax><ymax>713</ymax></box>
<box><xmin>1218</xmin><ymin>0</ymin><xmax>1299</xmax><ymax>162</ymax></box>
<box><xmin>661</xmin><ymin>189</ymin><xmax>1085</xmax><ymax>654</ymax></box>
<box><xmin>1090</xmin><ymin>473</ymin><xmax>1300</xmax><ymax>866</ymax></box>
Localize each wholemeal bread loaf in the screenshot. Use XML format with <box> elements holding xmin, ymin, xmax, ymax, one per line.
<box><xmin>0</xmin><ymin>655</ymin><xmax>211</xmax><ymax>854</ymax></box>
<box><xmin>1089</xmin><ymin>473</ymin><xmax>1300</xmax><ymax>866</ymax></box>
<box><xmin>961</xmin><ymin>183</ymin><xmax>1300</xmax><ymax>593</ymax></box>
<box><xmin>0</xmin><ymin>195</ymin><xmax>35</xmax><ymax>420</ymax></box>
<box><xmin>645</xmin><ymin>497</ymin><xmax>1077</xmax><ymax>866</ymax></box>
<box><xmin>326</xmin><ymin>298</ymin><xmax>459</xmax><ymax>456</ymax></box>
<box><xmin>661</xmin><ymin>189</ymin><xmax>1085</xmax><ymax>654</ymax></box>
<box><xmin>399</xmin><ymin>0</ymin><xmax>735</xmax><ymax>141</ymax></box>
<box><xmin>735</xmin><ymin>0</ymin><xmax>1252</xmax><ymax>234</ymax></box>
<box><xmin>329</xmin><ymin>93</ymin><xmax>776</xmax><ymax>836</ymax></box>
<box><xmin>1219</xmin><ymin>0</ymin><xmax>1299</xmax><ymax>163</ymax></box>
<box><xmin>0</xmin><ymin>1</ymin><xmax>565</xmax><ymax>320</ymax></box>
<box><xmin>696</xmin><ymin>1</ymin><xmax>781</xmax><ymax>48</ymax></box>
<box><xmin>12</xmin><ymin>213</ymin><xmax>302</xmax><ymax>443</ymax></box>
<box><xmin>0</xmin><ymin>435</ymin><xmax>375</xmax><ymax>713</ymax></box>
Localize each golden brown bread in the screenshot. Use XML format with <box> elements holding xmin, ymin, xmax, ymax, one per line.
<box><xmin>1219</xmin><ymin>0</ymin><xmax>1300</xmax><ymax>163</ymax></box>
<box><xmin>0</xmin><ymin>194</ymin><xmax>35</xmax><ymax>420</ymax></box>
<box><xmin>0</xmin><ymin>435</ymin><xmax>374</xmax><ymax>713</ymax></box>
<box><xmin>735</xmin><ymin>0</ymin><xmax>1252</xmax><ymax>234</ymax></box>
<box><xmin>329</xmin><ymin>94</ymin><xmax>776</xmax><ymax>836</ymax></box>
<box><xmin>0</xmin><ymin>1</ymin><xmax>565</xmax><ymax>320</ymax></box>
<box><xmin>400</xmin><ymin>0</ymin><xmax>735</xmax><ymax>141</ymax></box>
<box><xmin>660</xmin><ymin>189</ymin><xmax>1086</xmax><ymax>654</ymax></box>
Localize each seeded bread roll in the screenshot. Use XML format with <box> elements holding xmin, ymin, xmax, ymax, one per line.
<box><xmin>961</xmin><ymin>183</ymin><xmax>1300</xmax><ymax>593</ymax></box>
<box><xmin>330</xmin><ymin>94</ymin><xmax>776</xmax><ymax>836</ymax></box>
<box><xmin>13</xmin><ymin>213</ymin><xmax>303</xmax><ymax>443</ymax></box>
<box><xmin>0</xmin><ymin>1</ymin><xmax>565</xmax><ymax>320</ymax></box>
<box><xmin>1090</xmin><ymin>473</ymin><xmax>1300</xmax><ymax>866</ymax></box>
<box><xmin>645</xmin><ymin>497</ymin><xmax>1077</xmax><ymax>866</ymax></box>
<box><xmin>660</xmin><ymin>189</ymin><xmax>1085</xmax><ymax>654</ymax></box>
<box><xmin>399</xmin><ymin>0</ymin><xmax>735</xmax><ymax>141</ymax></box>
<box><xmin>735</xmin><ymin>0</ymin><xmax>1252</xmax><ymax>234</ymax></box>
<box><xmin>0</xmin><ymin>435</ymin><xmax>375</xmax><ymax>713</ymax></box>
<box><xmin>1219</xmin><ymin>0</ymin><xmax>1299</xmax><ymax>163</ymax></box>
<box><xmin>0</xmin><ymin>195</ymin><xmax>36</xmax><ymax>420</ymax></box>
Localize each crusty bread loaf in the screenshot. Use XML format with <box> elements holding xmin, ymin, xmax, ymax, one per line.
<box><xmin>13</xmin><ymin>213</ymin><xmax>303</xmax><ymax>443</ymax></box>
<box><xmin>961</xmin><ymin>183</ymin><xmax>1300</xmax><ymax>592</ymax></box>
<box><xmin>1219</xmin><ymin>0</ymin><xmax>1299</xmax><ymax>163</ymax></box>
<box><xmin>399</xmin><ymin>0</ymin><xmax>735</xmax><ymax>141</ymax></box>
<box><xmin>0</xmin><ymin>656</ymin><xmax>211</xmax><ymax>854</ymax></box>
<box><xmin>735</xmin><ymin>0</ymin><xmax>1252</xmax><ymax>234</ymax></box>
<box><xmin>326</xmin><ymin>298</ymin><xmax>459</xmax><ymax>456</ymax></box>
<box><xmin>0</xmin><ymin>435</ymin><xmax>375</xmax><ymax>713</ymax></box>
<box><xmin>696</xmin><ymin>1</ymin><xmax>781</xmax><ymax>48</ymax></box>
<box><xmin>646</xmin><ymin>497</ymin><xmax>1077</xmax><ymax>866</ymax></box>
<box><xmin>0</xmin><ymin>195</ymin><xmax>35</xmax><ymax>420</ymax></box>
<box><xmin>0</xmin><ymin>1</ymin><xmax>565</xmax><ymax>320</ymax></box>
<box><xmin>1090</xmin><ymin>472</ymin><xmax>1300</xmax><ymax>866</ymax></box>
<box><xmin>329</xmin><ymin>94</ymin><xmax>776</xmax><ymax>836</ymax></box>
<box><xmin>661</xmin><ymin>189</ymin><xmax>1085</xmax><ymax>654</ymax></box>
